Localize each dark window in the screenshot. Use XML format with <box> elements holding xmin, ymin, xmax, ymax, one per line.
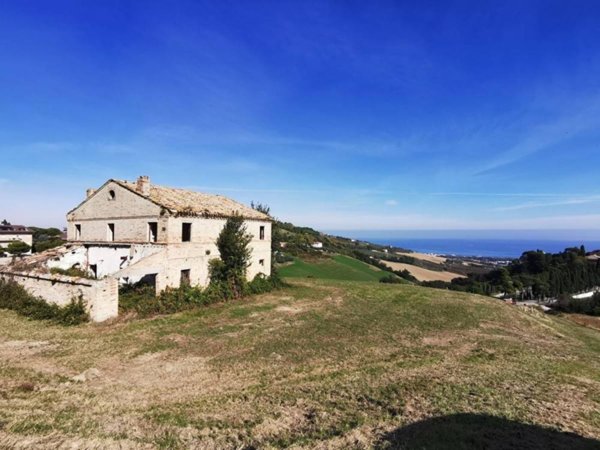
<box><xmin>107</xmin><ymin>223</ymin><xmax>115</xmax><ymax>241</ymax></box>
<box><xmin>108</xmin><ymin>190</ymin><xmax>116</xmax><ymax>200</ymax></box>
<box><xmin>259</xmin><ymin>259</ymin><xmax>265</xmax><ymax>266</ymax></box>
<box><xmin>75</xmin><ymin>224</ymin><xmax>81</xmax><ymax>240</ymax></box>
<box><xmin>90</xmin><ymin>264</ymin><xmax>97</xmax><ymax>279</ymax></box>
<box><xmin>259</xmin><ymin>226</ymin><xmax>265</xmax><ymax>240</ymax></box>
<box><xmin>182</xmin><ymin>223</ymin><xmax>191</xmax><ymax>242</ymax></box>
<box><xmin>148</xmin><ymin>222</ymin><xmax>158</xmax><ymax>242</ymax></box>
<box><xmin>180</xmin><ymin>269</ymin><xmax>191</xmax><ymax>286</ymax></box>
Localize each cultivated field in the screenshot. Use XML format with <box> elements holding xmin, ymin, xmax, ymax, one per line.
<box><xmin>1</xmin><ymin>280</ymin><xmax>599</xmax><ymax>449</ymax></box>
<box><xmin>397</xmin><ymin>251</ymin><xmax>447</xmax><ymax>264</ymax></box>
<box><xmin>382</xmin><ymin>260</ymin><xmax>465</xmax><ymax>282</ymax></box>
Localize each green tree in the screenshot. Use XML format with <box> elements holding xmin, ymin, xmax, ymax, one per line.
<box><xmin>210</xmin><ymin>214</ymin><xmax>252</xmax><ymax>298</ymax></box>
<box><xmin>250</xmin><ymin>201</ymin><xmax>271</xmax><ymax>217</ymax></box>
<box><xmin>7</xmin><ymin>241</ymin><xmax>31</xmax><ymax>256</ymax></box>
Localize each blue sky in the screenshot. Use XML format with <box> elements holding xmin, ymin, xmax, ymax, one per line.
<box><xmin>1</xmin><ymin>1</ymin><xmax>600</xmax><ymax>235</ymax></box>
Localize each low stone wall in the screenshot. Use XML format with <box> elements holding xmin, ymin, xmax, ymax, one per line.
<box><xmin>0</xmin><ymin>271</ymin><xmax>118</xmax><ymax>322</ymax></box>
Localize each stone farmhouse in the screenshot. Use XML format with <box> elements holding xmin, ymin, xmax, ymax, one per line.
<box><xmin>0</xmin><ymin>176</ymin><xmax>272</xmax><ymax>322</ymax></box>
<box><xmin>65</xmin><ymin>175</ymin><xmax>271</xmax><ymax>290</ymax></box>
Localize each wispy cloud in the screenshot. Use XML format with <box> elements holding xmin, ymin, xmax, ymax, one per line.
<box><xmin>430</xmin><ymin>192</ymin><xmax>599</xmax><ymax>198</ymax></box>
<box><xmin>385</xmin><ymin>199</ymin><xmax>398</xmax><ymax>206</ymax></box>
<box><xmin>491</xmin><ymin>195</ymin><xmax>600</xmax><ymax>212</ymax></box>
<box><xmin>475</xmin><ymin>96</ymin><xmax>600</xmax><ymax>175</ymax></box>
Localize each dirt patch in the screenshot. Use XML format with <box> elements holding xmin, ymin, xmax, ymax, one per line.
<box><xmin>565</xmin><ymin>314</ymin><xmax>600</xmax><ymax>331</ymax></box>
<box><xmin>253</xmin><ymin>405</ymin><xmax>313</xmax><ymax>441</ymax></box>
<box><xmin>422</xmin><ymin>335</ymin><xmax>455</xmax><ymax>346</ymax></box>
<box><xmin>0</xmin><ymin>340</ymin><xmax>57</xmax><ymax>359</ymax></box>
<box><xmin>275</xmin><ymin>306</ymin><xmax>303</xmax><ymax>314</ymax></box>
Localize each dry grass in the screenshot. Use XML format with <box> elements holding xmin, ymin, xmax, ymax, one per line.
<box><xmin>397</xmin><ymin>251</ymin><xmax>448</xmax><ymax>264</ymax></box>
<box><xmin>383</xmin><ymin>261</ymin><xmax>465</xmax><ymax>282</ymax></box>
<box><xmin>0</xmin><ymin>279</ymin><xmax>599</xmax><ymax>449</ymax></box>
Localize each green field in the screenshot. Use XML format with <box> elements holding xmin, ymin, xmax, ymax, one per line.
<box><xmin>0</xmin><ymin>279</ymin><xmax>599</xmax><ymax>448</ymax></box>
<box><xmin>278</xmin><ymin>254</ymin><xmax>394</xmax><ymax>282</ymax></box>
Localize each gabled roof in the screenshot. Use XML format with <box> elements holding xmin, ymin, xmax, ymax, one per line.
<box><xmin>70</xmin><ymin>178</ymin><xmax>271</xmax><ymax>221</ymax></box>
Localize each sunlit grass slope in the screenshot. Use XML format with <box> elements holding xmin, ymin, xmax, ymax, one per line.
<box><xmin>0</xmin><ymin>279</ymin><xmax>599</xmax><ymax>448</ymax></box>
<box><xmin>278</xmin><ymin>254</ymin><xmax>393</xmax><ymax>282</ymax></box>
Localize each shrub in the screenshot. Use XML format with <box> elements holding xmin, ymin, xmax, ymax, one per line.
<box><xmin>0</xmin><ymin>278</ymin><xmax>88</xmax><ymax>325</ymax></box>
<box><xmin>7</xmin><ymin>241</ymin><xmax>31</xmax><ymax>256</ymax></box>
<box><xmin>34</xmin><ymin>239</ymin><xmax>64</xmax><ymax>253</ymax></box>
<box><xmin>275</xmin><ymin>252</ymin><xmax>294</xmax><ymax>264</ymax></box>
<box><xmin>119</xmin><ymin>273</ymin><xmax>284</xmax><ymax>318</ymax></box>
<box><xmin>245</xmin><ymin>272</ymin><xmax>285</xmax><ymax>295</ymax></box>
<box><xmin>555</xmin><ymin>293</ymin><xmax>600</xmax><ymax>316</ymax></box>
<box><xmin>50</xmin><ymin>266</ymin><xmax>92</xmax><ymax>278</ymax></box>
<box><xmin>379</xmin><ymin>274</ymin><xmax>404</xmax><ymax>284</ymax></box>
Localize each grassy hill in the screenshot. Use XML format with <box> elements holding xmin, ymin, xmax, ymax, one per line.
<box><xmin>0</xmin><ymin>279</ymin><xmax>599</xmax><ymax>448</ymax></box>
<box><xmin>278</xmin><ymin>254</ymin><xmax>396</xmax><ymax>282</ymax></box>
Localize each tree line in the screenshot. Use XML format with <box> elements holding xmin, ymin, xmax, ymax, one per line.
<box><xmin>423</xmin><ymin>246</ymin><xmax>600</xmax><ymax>301</ymax></box>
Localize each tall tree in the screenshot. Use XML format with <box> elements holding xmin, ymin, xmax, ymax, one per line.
<box><xmin>211</xmin><ymin>214</ymin><xmax>252</xmax><ymax>298</ymax></box>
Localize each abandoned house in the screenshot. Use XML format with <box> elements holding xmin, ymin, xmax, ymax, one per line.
<box><xmin>0</xmin><ymin>176</ymin><xmax>272</xmax><ymax>322</ymax></box>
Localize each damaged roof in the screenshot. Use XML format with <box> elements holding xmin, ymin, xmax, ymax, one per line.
<box><xmin>113</xmin><ymin>180</ymin><xmax>270</xmax><ymax>221</ymax></box>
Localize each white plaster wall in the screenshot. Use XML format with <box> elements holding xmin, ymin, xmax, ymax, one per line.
<box><xmin>46</xmin><ymin>246</ymin><xmax>88</xmax><ymax>271</ymax></box>
<box><xmin>0</xmin><ymin>271</ymin><xmax>118</xmax><ymax>322</ymax></box>
<box><xmin>45</xmin><ymin>244</ymin><xmax>165</xmax><ymax>279</ymax></box>
<box><xmin>0</xmin><ymin>233</ymin><xmax>33</xmax><ymax>248</ymax></box>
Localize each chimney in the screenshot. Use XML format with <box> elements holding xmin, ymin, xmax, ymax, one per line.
<box><xmin>86</xmin><ymin>188</ymin><xmax>96</xmax><ymax>198</ymax></box>
<box><xmin>136</xmin><ymin>175</ymin><xmax>150</xmax><ymax>196</ymax></box>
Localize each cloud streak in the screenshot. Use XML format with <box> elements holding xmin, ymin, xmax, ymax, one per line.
<box><xmin>491</xmin><ymin>195</ymin><xmax>600</xmax><ymax>212</ymax></box>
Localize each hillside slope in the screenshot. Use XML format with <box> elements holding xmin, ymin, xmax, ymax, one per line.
<box><xmin>278</xmin><ymin>255</ymin><xmax>393</xmax><ymax>282</ymax></box>
<box><xmin>0</xmin><ymin>280</ymin><xmax>599</xmax><ymax>449</ymax></box>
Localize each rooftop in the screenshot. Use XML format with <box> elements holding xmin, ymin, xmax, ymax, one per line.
<box><xmin>113</xmin><ymin>177</ymin><xmax>271</xmax><ymax>221</ymax></box>
<box><xmin>0</xmin><ymin>224</ymin><xmax>32</xmax><ymax>234</ymax></box>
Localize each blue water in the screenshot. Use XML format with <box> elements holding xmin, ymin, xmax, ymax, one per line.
<box><xmin>359</xmin><ymin>238</ymin><xmax>600</xmax><ymax>258</ymax></box>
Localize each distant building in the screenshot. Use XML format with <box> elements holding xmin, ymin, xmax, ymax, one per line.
<box><xmin>0</xmin><ymin>224</ymin><xmax>33</xmax><ymax>251</ymax></box>
<box><xmin>311</xmin><ymin>242</ymin><xmax>323</xmax><ymax>249</ymax></box>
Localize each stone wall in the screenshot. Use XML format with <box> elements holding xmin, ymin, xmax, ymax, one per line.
<box><xmin>0</xmin><ymin>271</ymin><xmax>118</xmax><ymax>322</ymax></box>
<box><xmin>67</xmin><ymin>181</ymin><xmax>163</xmax><ymax>243</ymax></box>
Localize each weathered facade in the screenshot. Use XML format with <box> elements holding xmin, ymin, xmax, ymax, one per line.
<box><xmin>66</xmin><ymin>176</ymin><xmax>272</xmax><ymax>291</ymax></box>
<box><xmin>1</xmin><ymin>176</ymin><xmax>272</xmax><ymax>322</ymax></box>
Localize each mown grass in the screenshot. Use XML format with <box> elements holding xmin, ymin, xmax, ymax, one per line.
<box><xmin>0</xmin><ymin>279</ymin><xmax>598</xmax><ymax>449</ymax></box>
<box><xmin>278</xmin><ymin>255</ymin><xmax>394</xmax><ymax>282</ymax></box>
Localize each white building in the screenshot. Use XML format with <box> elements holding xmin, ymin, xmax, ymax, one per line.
<box><xmin>0</xmin><ymin>224</ymin><xmax>33</xmax><ymax>252</ymax></box>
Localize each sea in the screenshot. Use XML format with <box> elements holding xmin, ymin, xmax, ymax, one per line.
<box><xmin>357</xmin><ymin>238</ymin><xmax>600</xmax><ymax>259</ymax></box>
